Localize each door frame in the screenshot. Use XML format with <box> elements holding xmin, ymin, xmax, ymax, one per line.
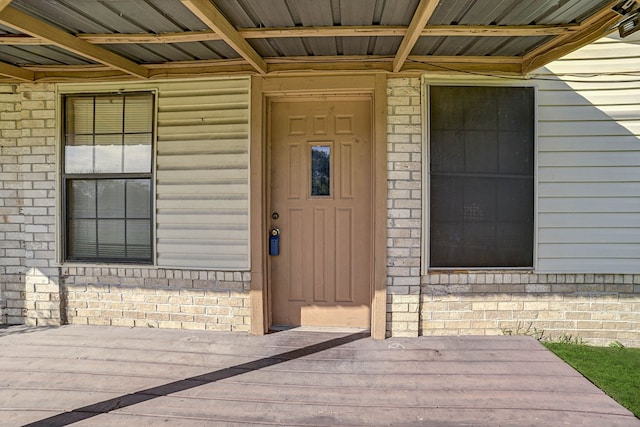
<box><xmin>250</xmin><ymin>75</ymin><xmax>388</xmax><ymax>339</ymax></box>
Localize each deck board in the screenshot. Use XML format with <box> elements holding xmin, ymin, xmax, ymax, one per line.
<box><xmin>0</xmin><ymin>325</ymin><xmax>637</xmax><ymax>427</ymax></box>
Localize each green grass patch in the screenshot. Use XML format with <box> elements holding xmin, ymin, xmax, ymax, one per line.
<box><xmin>544</xmin><ymin>342</ymin><xmax>640</xmax><ymax>418</ymax></box>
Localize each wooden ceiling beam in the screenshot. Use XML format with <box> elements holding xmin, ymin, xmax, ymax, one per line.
<box><xmin>522</xmin><ymin>0</ymin><xmax>620</xmax><ymax>74</ymax></box>
<box><xmin>393</xmin><ymin>0</ymin><xmax>440</xmax><ymax>73</ymax></box>
<box><xmin>10</xmin><ymin>56</ymin><xmax>523</xmax><ymax>82</ymax></box>
<box><xmin>0</xmin><ymin>60</ymin><xmax>34</xmax><ymax>81</ymax></box>
<box><xmin>240</xmin><ymin>24</ymin><xmax>580</xmax><ymax>39</ymax></box>
<box><xmin>0</xmin><ymin>0</ymin><xmax>13</xmax><ymax>12</ymax></box>
<box><xmin>22</xmin><ymin>54</ymin><xmax>521</xmax><ymax>71</ymax></box>
<box><xmin>181</xmin><ymin>0</ymin><xmax>267</xmax><ymax>74</ymax></box>
<box><xmin>0</xmin><ymin>0</ymin><xmax>20</xmax><ymax>85</ymax></box>
<box><xmin>422</xmin><ymin>24</ymin><xmax>580</xmax><ymax>37</ymax></box>
<box><xmin>0</xmin><ymin>6</ymin><xmax>148</xmax><ymax>79</ymax></box>
<box><xmin>0</xmin><ymin>24</ymin><xmax>583</xmax><ymax>45</ymax></box>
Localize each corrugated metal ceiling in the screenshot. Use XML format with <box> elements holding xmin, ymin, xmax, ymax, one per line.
<box><xmin>0</xmin><ymin>0</ymin><xmax>623</xmax><ymax>80</ymax></box>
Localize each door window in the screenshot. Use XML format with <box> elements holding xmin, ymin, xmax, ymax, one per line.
<box><xmin>311</xmin><ymin>145</ymin><xmax>331</xmax><ymax>197</ymax></box>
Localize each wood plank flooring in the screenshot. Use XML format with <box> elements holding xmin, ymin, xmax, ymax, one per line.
<box><xmin>0</xmin><ymin>325</ymin><xmax>637</xmax><ymax>426</ymax></box>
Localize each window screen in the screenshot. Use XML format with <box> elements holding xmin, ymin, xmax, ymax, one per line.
<box><xmin>429</xmin><ymin>86</ymin><xmax>534</xmax><ymax>268</ymax></box>
<box><xmin>63</xmin><ymin>93</ymin><xmax>154</xmax><ymax>263</ymax></box>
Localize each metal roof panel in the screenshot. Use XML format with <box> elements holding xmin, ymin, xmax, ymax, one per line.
<box><xmin>13</xmin><ymin>0</ymin><xmax>207</xmax><ymax>33</ymax></box>
<box><xmin>495</xmin><ymin>0</ymin><xmax>610</xmax><ymax>25</ymax></box>
<box><xmin>342</xmin><ymin>36</ymin><xmax>371</xmax><ymax>56</ymax></box>
<box><xmin>233</xmin><ymin>0</ymin><xmax>298</xmax><ymax>27</ymax></box>
<box><xmin>290</xmin><ymin>0</ymin><xmax>336</xmax><ymax>26</ymax></box>
<box><xmin>200</xmin><ymin>41</ymin><xmax>242</xmax><ymax>59</ymax></box>
<box><xmin>81</xmin><ymin>0</ymin><xmax>184</xmax><ymax>33</ymax></box>
<box><xmin>148</xmin><ymin>0</ymin><xmax>211</xmax><ymax>30</ymax></box>
<box><xmin>370</xmin><ymin>36</ymin><xmax>402</xmax><ymax>55</ymax></box>
<box><xmin>340</xmin><ymin>0</ymin><xmax>376</xmax><ymax>26</ymax></box>
<box><xmin>106</xmin><ymin>41</ymin><xmax>239</xmax><ymax>63</ymax></box>
<box><xmin>304</xmin><ymin>37</ymin><xmax>339</xmax><ymax>56</ymax></box>
<box><xmin>272</xmin><ymin>39</ymin><xmax>309</xmax><ymax>57</ymax></box>
<box><xmin>60</xmin><ymin>0</ymin><xmax>148</xmax><ymax>33</ymax></box>
<box><xmin>412</xmin><ymin>35</ymin><xmax>552</xmax><ymax>57</ymax></box>
<box><xmin>175</xmin><ymin>42</ymin><xmax>231</xmax><ymax>60</ymax></box>
<box><xmin>212</xmin><ymin>0</ymin><xmax>258</xmax><ymax>27</ymax></box>
<box><xmin>109</xmin><ymin>41</ymin><xmax>239</xmax><ymax>62</ymax></box>
<box><xmin>379</xmin><ymin>0</ymin><xmax>420</xmax><ymax>25</ymax></box>
<box><xmin>427</xmin><ymin>0</ymin><xmax>613</xmax><ymax>26</ymax></box>
<box><xmin>464</xmin><ymin>36</ymin><xmax>550</xmax><ymax>57</ymax></box>
<box><xmin>0</xmin><ymin>44</ymin><xmax>94</xmax><ymax>65</ymax></box>
<box><xmin>136</xmin><ymin>43</ymin><xmax>201</xmax><ymax>62</ymax></box>
<box><xmin>428</xmin><ymin>0</ymin><xmax>478</xmax><ymax>25</ymax></box>
<box><xmin>538</xmin><ymin>0</ymin><xmax>612</xmax><ymax>24</ymax></box>
<box><xmin>0</xmin><ymin>25</ymin><xmax>20</xmax><ymax>35</ymax></box>
<box><xmin>105</xmin><ymin>44</ymin><xmax>172</xmax><ymax>63</ymax></box>
<box><xmin>12</xmin><ymin>0</ymin><xmax>111</xmax><ymax>33</ymax></box>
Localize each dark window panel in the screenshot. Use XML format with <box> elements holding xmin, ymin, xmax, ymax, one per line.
<box><xmin>429</xmin><ymin>85</ymin><xmax>534</xmax><ymax>268</ymax></box>
<box><xmin>464</xmin><ymin>130</ymin><xmax>499</xmax><ymax>174</ymax></box>
<box><xmin>430</xmin><ymin>130</ymin><xmax>464</xmax><ymax>173</ymax></box>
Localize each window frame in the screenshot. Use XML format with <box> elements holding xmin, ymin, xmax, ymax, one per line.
<box><xmin>422</xmin><ymin>79</ymin><xmax>538</xmax><ymax>273</ymax></box>
<box><xmin>59</xmin><ymin>91</ymin><xmax>156</xmax><ymax>265</ymax></box>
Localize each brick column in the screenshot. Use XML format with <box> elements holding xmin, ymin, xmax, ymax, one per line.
<box><xmin>17</xmin><ymin>84</ymin><xmax>61</xmax><ymax>326</ymax></box>
<box><xmin>0</xmin><ymin>84</ymin><xmax>26</xmax><ymax>324</ymax></box>
<box><xmin>386</xmin><ymin>78</ymin><xmax>422</xmax><ymax>337</ymax></box>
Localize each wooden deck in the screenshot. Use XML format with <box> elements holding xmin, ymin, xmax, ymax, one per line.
<box><xmin>0</xmin><ymin>325</ymin><xmax>637</xmax><ymax>426</ymax></box>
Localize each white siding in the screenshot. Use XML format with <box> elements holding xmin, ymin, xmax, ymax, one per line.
<box><xmin>155</xmin><ymin>78</ymin><xmax>250</xmax><ymax>269</ymax></box>
<box><xmin>535</xmin><ymin>33</ymin><xmax>640</xmax><ymax>273</ymax></box>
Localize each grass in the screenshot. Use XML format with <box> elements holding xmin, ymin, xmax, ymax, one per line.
<box><xmin>544</xmin><ymin>342</ymin><xmax>640</xmax><ymax>418</ymax></box>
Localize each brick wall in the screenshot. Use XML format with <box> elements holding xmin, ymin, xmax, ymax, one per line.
<box><xmin>0</xmin><ymin>83</ymin><xmax>58</xmax><ymax>325</ymax></box>
<box><xmin>63</xmin><ymin>268</ymin><xmax>251</xmax><ymax>331</ymax></box>
<box><xmin>386</xmin><ymin>77</ymin><xmax>422</xmax><ymax>337</ymax></box>
<box><xmin>0</xmin><ymin>84</ymin><xmax>25</xmax><ymax>325</ymax></box>
<box><xmin>422</xmin><ymin>273</ymin><xmax>640</xmax><ymax>347</ymax></box>
<box><xmin>18</xmin><ymin>84</ymin><xmax>60</xmax><ymax>326</ymax></box>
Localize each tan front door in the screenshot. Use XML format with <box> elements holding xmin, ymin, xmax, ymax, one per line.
<box><xmin>269</xmin><ymin>98</ymin><xmax>372</xmax><ymax>328</ymax></box>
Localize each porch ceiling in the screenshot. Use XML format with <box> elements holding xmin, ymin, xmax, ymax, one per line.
<box><xmin>0</xmin><ymin>0</ymin><xmax>629</xmax><ymax>82</ymax></box>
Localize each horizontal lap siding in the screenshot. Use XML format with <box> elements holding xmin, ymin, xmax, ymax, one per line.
<box><xmin>155</xmin><ymin>78</ymin><xmax>250</xmax><ymax>269</ymax></box>
<box><xmin>536</xmin><ymin>35</ymin><xmax>640</xmax><ymax>273</ymax></box>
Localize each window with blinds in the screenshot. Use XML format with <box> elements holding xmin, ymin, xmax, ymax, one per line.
<box><xmin>63</xmin><ymin>93</ymin><xmax>154</xmax><ymax>263</ymax></box>
<box><xmin>428</xmin><ymin>86</ymin><xmax>535</xmax><ymax>268</ymax></box>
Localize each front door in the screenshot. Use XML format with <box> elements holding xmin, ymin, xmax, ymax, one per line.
<box><xmin>269</xmin><ymin>98</ymin><xmax>372</xmax><ymax>328</ymax></box>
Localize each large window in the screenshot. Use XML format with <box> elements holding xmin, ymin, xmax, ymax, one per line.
<box><xmin>62</xmin><ymin>93</ymin><xmax>154</xmax><ymax>263</ymax></box>
<box><xmin>428</xmin><ymin>86</ymin><xmax>534</xmax><ymax>268</ymax></box>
